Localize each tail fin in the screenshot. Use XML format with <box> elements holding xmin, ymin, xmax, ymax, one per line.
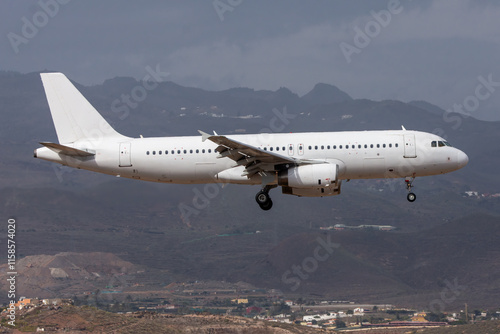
<box><xmin>40</xmin><ymin>73</ymin><xmax>125</xmax><ymax>144</ymax></box>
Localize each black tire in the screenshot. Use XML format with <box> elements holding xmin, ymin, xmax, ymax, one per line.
<box><xmin>259</xmin><ymin>199</ymin><xmax>273</xmax><ymax>211</ymax></box>
<box><xmin>255</xmin><ymin>191</ymin><xmax>270</xmax><ymax>205</ymax></box>
<box><xmin>407</xmin><ymin>192</ymin><xmax>416</xmax><ymax>202</ymax></box>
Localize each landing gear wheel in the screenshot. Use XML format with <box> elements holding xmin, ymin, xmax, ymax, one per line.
<box><xmin>407</xmin><ymin>192</ymin><xmax>416</xmax><ymax>202</ymax></box>
<box><xmin>259</xmin><ymin>199</ymin><xmax>273</xmax><ymax>211</ymax></box>
<box><xmin>256</xmin><ymin>189</ymin><xmax>273</xmax><ymax>210</ymax></box>
<box><xmin>255</xmin><ymin>191</ymin><xmax>270</xmax><ymax>205</ymax></box>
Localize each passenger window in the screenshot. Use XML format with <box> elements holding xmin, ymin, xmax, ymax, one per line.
<box><xmin>395</xmin><ymin>143</ymin><xmax>398</xmax><ymax>148</ymax></box>
<box><xmin>146</xmin><ymin>151</ymin><xmax>150</xmax><ymax>155</ymax></box>
<box><xmin>165</xmin><ymin>150</ymin><xmax>168</xmax><ymax>154</ymax></box>
<box><xmin>269</xmin><ymin>147</ymin><xmax>273</xmax><ymax>151</ymax></box>
<box><xmin>383</xmin><ymin>144</ymin><xmax>386</xmax><ymax>148</ymax></box>
<box><xmin>370</xmin><ymin>144</ymin><xmax>373</xmax><ymax>148</ymax></box>
<box><xmin>340</xmin><ymin>145</ymin><xmax>343</xmax><ymax>149</ymax></box>
<box><xmin>208</xmin><ymin>149</ymin><xmax>211</xmax><ymax>153</ymax></box>
<box><xmin>308</xmin><ymin>146</ymin><xmax>312</xmax><ymax>150</ymax></box>
<box><xmin>327</xmin><ymin>145</ymin><xmax>330</xmax><ymax>149</ymax></box>
<box><xmin>189</xmin><ymin>149</ymin><xmax>192</xmax><ymax>153</ymax></box>
<box><xmin>202</xmin><ymin>149</ymin><xmax>205</xmax><ymax>153</ymax></box>
<box><xmin>159</xmin><ymin>150</ymin><xmax>162</xmax><ymax>155</ymax></box>
<box><xmin>358</xmin><ymin>145</ymin><xmax>361</xmax><ymax>149</ymax></box>
<box><xmin>333</xmin><ymin>145</ymin><xmax>336</xmax><ymax>149</ymax></box>
<box><xmin>389</xmin><ymin>144</ymin><xmax>392</xmax><ymax>148</ymax></box>
<box><xmin>183</xmin><ymin>150</ymin><xmax>187</xmax><ymax>154</ymax></box>
<box><xmin>196</xmin><ymin>149</ymin><xmax>199</xmax><ymax>153</ymax></box>
<box><xmin>315</xmin><ymin>145</ymin><xmax>318</xmax><ymax>150</ymax></box>
<box><xmin>377</xmin><ymin>144</ymin><xmax>380</xmax><ymax>148</ymax></box>
<box><xmin>282</xmin><ymin>146</ymin><xmax>285</xmax><ymax>151</ymax></box>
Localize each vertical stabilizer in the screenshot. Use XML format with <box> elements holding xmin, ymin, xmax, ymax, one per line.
<box><xmin>40</xmin><ymin>73</ymin><xmax>125</xmax><ymax>144</ymax></box>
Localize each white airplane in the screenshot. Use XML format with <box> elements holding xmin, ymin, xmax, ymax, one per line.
<box><xmin>34</xmin><ymin>73</ymin><xmax>469</xmax><ymax>210</ymax></box>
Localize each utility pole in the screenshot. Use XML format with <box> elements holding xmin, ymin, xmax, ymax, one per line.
<box><xmin>465</xmin><ymin>303</ymin><xmax>468</xmax><ymax>323</ymax></box>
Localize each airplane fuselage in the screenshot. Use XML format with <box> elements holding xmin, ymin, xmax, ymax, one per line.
<box><xmin>35</xmin><ymin>130</ymin><xmax>468</xmax><ymax>184</ymax></box>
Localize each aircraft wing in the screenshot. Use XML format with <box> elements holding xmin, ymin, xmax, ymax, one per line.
<box><xmin>199</xmin><ymin>130</ymin><xmax>300</xmax><ymax>177</ymax></box>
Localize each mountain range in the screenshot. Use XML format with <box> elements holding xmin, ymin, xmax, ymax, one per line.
<box><xmin>1</xmin><ymin>71</ymin><xmax>499</xmax><ymax>309</ymax></box>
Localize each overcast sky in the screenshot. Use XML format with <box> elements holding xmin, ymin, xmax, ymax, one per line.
<box><xmin>2</xmin><ymin>0</ymin><xmax>500</xmax><ymax>120</ymax></box>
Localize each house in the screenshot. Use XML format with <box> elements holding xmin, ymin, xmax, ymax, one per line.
<box><xmin>353</xmin><ymin>308</ymin><xmax>365</xmax><ymax>315</ymax></box>
<box><xmin>246</xmin><ymin>306</ymin><xmax>262</xmax><ymax>314</ymax></box>
<box><xmin>231</xmin><ymin>298</ymin><xmax>248</xmax><ymax>304</ymax></box>
<box><xmin>411</xmin><ymin>312</ymin><xmax>428</xmax><ymax>322</ymax></box>
<box><xmin>14</xmin><ymin>298</ymin><xmax>32</xmax><ymax>310</ymax></box>
<box><xmin>303</xmin><ymin>313</ymin><xmax>337</xmax><ymax>322</ymax></box>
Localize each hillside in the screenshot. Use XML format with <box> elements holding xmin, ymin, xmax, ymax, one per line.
<box><xmin>1</xmin><ymin>71</ymin><xmax>499</xmax><ymax>309</ymax></box>
<box><xmin>6</xmin><ymin>304</ymin><xmax>500</xmax><ymax>333</ymax></box>
<box><xmin>7</xmin><ymin>305</ymin><xmax>316</xmax><ymax>333</ymax></box>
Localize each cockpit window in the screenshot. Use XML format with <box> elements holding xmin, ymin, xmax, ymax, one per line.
<box><xmin>432</xmin><ymin>140</ymin><xmax>453</xmax><ymax>148</ymax></box>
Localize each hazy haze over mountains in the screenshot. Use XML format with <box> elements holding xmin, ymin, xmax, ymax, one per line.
<box><xmin>1</xmin><ymin>1</ymin><xmax>500</xmax><ymax>121</ymax></box>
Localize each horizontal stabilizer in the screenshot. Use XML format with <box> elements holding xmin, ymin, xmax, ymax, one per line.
<box><xmin>40</xmin><ymin>142</ymin><xmax>95</xmax><ymax>157</ymax></box>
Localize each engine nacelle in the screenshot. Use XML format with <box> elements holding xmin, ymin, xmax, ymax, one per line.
<box><xmin>279</xmin><ymin>163</ymin><xmax>338</xmax><ymax>188</ymax></box>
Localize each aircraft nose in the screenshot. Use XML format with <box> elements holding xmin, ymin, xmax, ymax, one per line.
<box><xmin>456</xmin><ymin>150</ymin><xmax>469</xmax><ymax>169</ymax></box>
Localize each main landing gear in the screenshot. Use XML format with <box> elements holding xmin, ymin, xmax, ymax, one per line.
<box><xmin>405</xmin><ymin>177</ymin><xmax>416</xmax><ymax>202</ymax></box>
<box><xmin>255</xmin><ymin>185</ymin><xmax>276</xmax><ymax>211</ymax></box>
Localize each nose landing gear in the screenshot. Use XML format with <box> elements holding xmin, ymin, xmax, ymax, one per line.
<box><xmin>405</xmin><ymin>177</ymin><xmax>416</xmax><ymax>202</ymax></box>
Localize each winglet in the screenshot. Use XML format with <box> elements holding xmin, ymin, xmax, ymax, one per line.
<box><xmin>401</xmin><ymin>125</ymin><xmax>407</xmax><ymax>131</ymax></box>
<box><xmin>198</xmin><ymin>130</ymin><xmax>211</xmax><ymax>142</ymax></box>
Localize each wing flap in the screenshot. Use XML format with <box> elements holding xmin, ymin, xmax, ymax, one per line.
<box><xmin>198</xmin><ymin>130</ymin><xmax>296</xmax><ymax>165</ymax></box>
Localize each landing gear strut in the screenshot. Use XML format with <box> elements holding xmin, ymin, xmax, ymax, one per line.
<box><xmin>256</xmin><ymin>185</ymin><xmax>275</xmax><ymax>210</ymax></box>
<box><xmin>405</xmin><ymin>177</ymin><xmax>416</xmax><ymax>202</ymax></box>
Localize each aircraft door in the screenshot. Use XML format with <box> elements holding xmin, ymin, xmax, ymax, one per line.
<box><xmin>403</xmin><ymin>135</ymin><xmax>417</xmax><ymax>158</ymax></box>
<box><xmin>288</xmin><ymin>144</ymin><xmax>294</xmax><ymax>156</ymax></box>
<box><xmin>119</xmin><ymin>142</ymin><xmax>132</xmax><ymax>167</ymax></box>
<box><xmin>298</xmin><ymin>143</ymin><xmax>304</xmax><ymax>155</ymax></box>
